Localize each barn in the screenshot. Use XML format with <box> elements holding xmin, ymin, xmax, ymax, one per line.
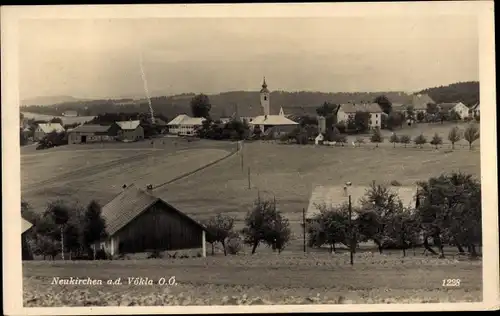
<box><xmin>67</xmin><ymin>125</ymin><xmax>114</xmax><ymax>144</ymax></box>
<box><xmin>33</xmin><ymin>123</ymin><xmax>65</xmax><ymax>141</ymax></box>
<box><xmin>114</xmin><ymin>120</ymin><xmax>144</xmax><ymax>142</ymax></box>
<box><xmin>22</xmin><ymin>216</ymin><xmax>34</xmax><ymax>260</ymax></box>
<box><xmin>96</xmin><ymin>185</ymin><xmax>207</xmax><ymax>257</ymax></box>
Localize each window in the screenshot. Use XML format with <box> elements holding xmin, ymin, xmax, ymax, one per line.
<box><xmin>375</xmin><ymin>114</ymin><xmax>378</xmax><ymax>118</ymax></box>
<box><xmin>264</xmin><ymin>96</ymin><xmax>267</xmax><ymax>101</ymax></box>
<box><xmin>376</xmin><ymin>120</ymin><xmax>378</xmax><ymax>125</ymax></box>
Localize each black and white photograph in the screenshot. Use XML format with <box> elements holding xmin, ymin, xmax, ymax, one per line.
<box><xmin>2</xmin><ymin>2</ymin><xmax>498</xmax><ymax>314</ymax></box>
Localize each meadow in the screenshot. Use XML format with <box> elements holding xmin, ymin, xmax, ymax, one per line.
<box><xmin>23</xmin><ymin>251</ymin><xmax>482</xmax><ymax>306</ymax></box>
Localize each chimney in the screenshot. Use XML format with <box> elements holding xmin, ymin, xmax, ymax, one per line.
<box><xmin>146</xmin><ymin>184</ymin><xmax>153</xmax><ymax>193</ymax></box>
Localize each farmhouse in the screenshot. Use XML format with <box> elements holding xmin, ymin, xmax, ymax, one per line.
<box><xmin>33</xmin><ymin>123</ymin><xmax>65</xmax><ymax>141</ymax></box>
<box><xmin>337</xmin><ymin>103</ymin><xmax>384</xmax><ymax>129</ymax></box>
<box><xmin>167</xmin><ymin>114</ymin><xmax>206</xmax><ymax>136</ymax></box>
<box><xmin>67</xmin><ymin>125</ymin><xmax>114</xmax><ymax>144</ymax></box>
<box><xmin>305</xmin><ymin>185</ymin><xmax>418</xmax><ymax>221</ymax></box>
<box><xmin>438</xmin><ymin>102</ymin><xmax>470</xmax><ymax>120</ymax></box>
<box><xmin>469</xmin><ymin>102</ymin><xmax>480</xmax><ymax>118</ymax></box>
<box><xmin>411</xmin><ymin>93</ymin><xmax>435</xmax><ymax>114</ymax></box>
<box><xmin>22</xmin><ymin>216</ymin><xmax>34</xmax><ymax>260</ymax></box>
<box><xmin>114</xmin><ymin>120</ymin><xmax>144</xmax><ymax>142</ymax></box>
<box><xmin>96</xmin><ymin>184</ymin><xmax>207</xmax><ymax>257</ymax></box>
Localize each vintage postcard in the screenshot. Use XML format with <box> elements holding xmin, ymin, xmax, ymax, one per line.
<box><xmin>2</xmin><ymin>2</ymin><xmax>499</xmax><ymax>315</ymax></box>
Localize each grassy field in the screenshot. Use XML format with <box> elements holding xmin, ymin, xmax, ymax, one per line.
<box><xmin>21</xmin><ymin>138</ymin><xmax>236</xmax><ymax>212</ymax></box>
<box><xmin>23</xmin><ymin>251</ymin><xmax>482</xmax><ymax>306</ymax></box>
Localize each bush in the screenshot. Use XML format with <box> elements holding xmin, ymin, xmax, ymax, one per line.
<box><xmin>226</xmin><ymin>236</ymin><xmax>244</xmax><ymax>255</ymax></box>
<box><xmin>95</xmin><ymin>248</ymin><xmax>111</xmax><ymax>260</ymax></box>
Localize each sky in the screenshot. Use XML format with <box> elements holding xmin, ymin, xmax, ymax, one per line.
<box><xmin>18</xmin><ymin>16</ymin><xmax>479</xmax><ymax>100</ymax></box>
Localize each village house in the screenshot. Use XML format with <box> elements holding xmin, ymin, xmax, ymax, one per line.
<box><xmin>114</xmin><ymin>120</ymin><xmax>144</xmax><ymax>142</ymax></box>
<box><xmin>410</xmin><ymin>93</ymin><xmax>436</xmax><ymax>114</ymax></box>
<box><xmin>305</xmin><ymin>185</ymin><xmax>419</xmax><ymax>222</ymax></box>
<box><xmin>438</xmin><ymin>102</ymin><xmax>470</xmax><ymax>120</ymax></box>
<box><xmin>67</xmin><ymin>125</ymin><xmax>114</xmax><ymax>144</ymax></box>
<box><xmin>96</xmin><ymin>184</ymin><xmax>207</xmax><ymax>257</ymax></box>
<box><xmin>337</xmin><ymin>103</ymin><xmax>384</xmax><ymax>129</ymax></box>
<box><xmin>167</xmin><ymin>114</ymin><xmax>206</xmax><ymax>136</ymax></box>
<box><xmin>22</xmin><ymin>216</ymin><xmax>33</xmax><ymax>260</ymax></box>
<box><xmin>469</xmin><ymin>102</ymin><xmax>480</xmax><ymax>118</ymax></box>
<box><xmin>33</xmin><ymin>123</ymin><xmax>65</xmax><ymax>141</ymax></box>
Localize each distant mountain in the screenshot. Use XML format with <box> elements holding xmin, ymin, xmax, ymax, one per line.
<box><xmin>21</xmin><ymin>95</ymin><xmax>91</xmax><ymax>106</ymax></box>
<box><xmin>418</xmin><ymin>81</ymin><xmax>479</xmax><ymax>106</ymax></box>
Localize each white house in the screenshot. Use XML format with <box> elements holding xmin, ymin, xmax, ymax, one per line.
<box><xmin>167</xmin><ymin>114</ymin><xmax>206</xmax><ymax>136</ymax></box>
<box><xmin>33</xmin><ymin>123</ymin><xmax>65</xmax><ymax>141</ymax></box>
<box><xmin>438</xmin><ymin>102</ymin><xmax>470</xmax><ymax>120</ymax></box>
<box><xmin>337</xmin><ymin>103</ymin><xmax>384</xmax><ymax>129</ymax></box>
<box><xmin>62</xmin><ymin>110</ymin><xmax>78</xmax><ymax>117</ymax></box>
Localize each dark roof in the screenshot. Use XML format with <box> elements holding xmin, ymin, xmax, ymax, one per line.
<box><xmin>281</xmin><ymin>106</ymin><xmax>318</xmax><ymax>117</ymax></box>
<box><xmin>438</xmin><ymin>102</ymin><xmax>457</xmax><ymax>112</ymax></box>
<box><xmin>69</xmin><ymin>124</ymin><xmax>111</xmax><ymax>133</ymax></box>
<box><xmin>339</xmin><ymin>103</ymin><xmax>383</xmax><ymax>113</ymax></box>
<box><xmin>22</xmin><ymin>216</ymin><xmax>33</xmax><ymax>234</ymax></box>
<box><xmin>102</xmin><ymin>185</ymin><xmax>205</xmax><ymax>236</ymax></box>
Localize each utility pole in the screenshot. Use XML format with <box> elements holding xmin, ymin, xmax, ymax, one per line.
<box><xmin>247</xmin><ymin>167</ymin><xmax>251</xmax><ymax>189</ymax></box>
<box><xmin>303</xmin><ymin>208</ymin><xmax>306</xmax><ymax>253</ymax></box>
<box><xmin>348</xmin><ymin>194</ymin><xmax>354</xmax><ymax>265</ymax></box>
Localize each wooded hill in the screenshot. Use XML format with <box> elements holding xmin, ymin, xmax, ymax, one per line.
<box><xmin>21</xmin><ymin>81</ymin><xmax>480</xmax><ymax>120</ymax></box>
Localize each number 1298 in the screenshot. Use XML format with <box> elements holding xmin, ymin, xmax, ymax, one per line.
<box><xmin>442</xmin><ymin>279</ymin><xmax>461</xmax><ymax>287</ymax></box>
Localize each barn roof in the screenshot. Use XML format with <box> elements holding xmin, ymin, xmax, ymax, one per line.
<box><xmin>339</xmin><ymin>103</ymin><xmax>383</xmax><ymax>113</ymax></box>
<box><xmin>438</xmin><ymin>102</ymin><xmax>458</xmax><ymax>112</ymax></box>
<box><xmin>115</xmin><ymin>120</ymin><xmax>141</xmax><ymax>130</ymax></box>
<box><xmin>306</xmin><ymin>185</ymin><xmax>418</xmax><ymax>220</ymax></box>
<box><xmin>69</xmin><ymin>124</ymin><xmax>111</xmax><ymax>133</ymax></box>
<box><xmin>21</xmin><ymin>217</ymin><xmax>33</xmax><ymax>234</ymax></box>
<box><xmin>280</xmin><ymin>106</ymin><xmax>319</xmax><ymax>117</ymax></box>
<box><xmin>102</xmin><ymin>184</ymin><xmax>205</xmax><ymax>236</ymax></box>
<box><xmin>167</xmin><ymin>114</ymin><xmax>190</xmax><ymax>125</ymax></box>
<box><xmin>249</xmin><ymin>115</ymin><xmax>299</xmax><ymax>126</ymax></box>
<box><xmin>37</xmin><ymin>123</ymin><xmax>65</xmax><ymax>134</ymax></box>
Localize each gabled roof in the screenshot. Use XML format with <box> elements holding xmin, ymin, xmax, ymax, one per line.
<box><xmin>249</xmin><ymin>115</ymin><xmax>299</xmax><ymax>126</ymax></box>
<box><xmin>37</xmin><ymin>123</ymin><xmax>65</xmax><ymax>134</ymax></box>
<box><xmin>115</xmin><ymin>120</ymin><xmax>141</xmax><ymax>130</ymax></box>
<box><xmin>306</xmin><ymin>185</ymin><xmax>417</xmax><ymax>220</ymax></box>
<box><xmin>102</xmin><ymin>184</ymin><xmax>205</xmax><ymax>236</ymax></box>
<box><xmin>470</xmin><ymin>102</ymin><xmax>480</xmax><ymax>110</ymax></box>
<box><xmin>167</xmin><ymin>114</ymin><xmax>205</xmax><ymax>126</ymax></box>
<box><xmin>167</xmin><ymin>114</ymin><xmax>190</xmax><ymax>125</ymax></box>
<box><xmin>412</xmin><ymin>94</ymin><xmax>435</xmax><ymax>109</ymax></box>
<box><xmin>21</xmin><ymin>217</ymin><xmax>33</xmax><ymax>234</ymax></box>
<box><xmin>69</xmin><ymin>124</ymin><xmax>111</xmax><ymax>133</ymax></box>
<box><xmin>339</xmin><ymin>103</ymin><xmax>383</xmax><ymax>113</ymax></box>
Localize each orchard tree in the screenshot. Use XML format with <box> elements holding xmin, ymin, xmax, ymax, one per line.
<box><xmin>406</xmin><ymin>105</ymin><xmax>415</xmax><ymax>123</ymax></box>
<box><xmin>389</xmin><ymin>133</ymin><xmax>399</xmax><ymax>148</ymax></box>
<box><xmin>386</xmin><ymin>208</ymin><xmax>421</xmax><ymax>257</ymax></box>
<box><xmin>45</xmin><ymin>200</ymin><xmax>70</xmax><ymax>260</ymax></box>
<box><xmin>463</xmin><ymin>124</ymin><xmax>480</xmax><ymax>150</ymax></box>
<box><xmin>370</xmin><ymin>127</ymin><xmax>384</xmax><ymax>147</ymax></box>
<box><xmin>399</xmin><ymin>135</ymin><xmax>411</xmax><ymax>148</ymax></box>
<box><xmin>204</xmin><ymin>213</ymin><xmax>235</xmax><ymax>256</ymax></box>
<box><xmin>355</xmin><ymin>136</ymin><xmax>365</xmax><ymax>147</ymax></box>
<box><xmin>190</xmin><ymin>93</ymin><xmax>212</xmax><ymax>118</ymax></box>
<box><xmin>387</xmin><ymin>111</ymin><xmax>404</xmax><ymax>130</ymax></box>
<box><xmin>354</xmin><ymin>111</ymin><xmax>370</xmax><ymax>133</ymax></box>
<box><xmin>83</xmin><ymin>200</ymin><xmax>108</xmax><ymax>259</ymax></box>
<box><xmin>416</xmin><ymin>111</ymin><xmax>425</xmax><ymax>123</ymax></box>
<box><xmin>241</xmin><ymin>198</ymin><xmax>291</xmax><ymax>254</ymax></box>
<box><xmin>430</xmin><ymin>133</ymin><xmax>443</xmax><ymax>149</ymax></box>
<box><xmin>413</xmin><ymin>134</ymin><xmax>427</xmax><ymax>148</ymax></box>
<box><xmin>448</xmin><ymin>127</ymin><xmax>462</xmax><ymax>150</ymax></box>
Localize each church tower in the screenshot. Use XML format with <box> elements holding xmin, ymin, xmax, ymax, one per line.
<box><xmin>260</xmin><ymin>77</ymin><xmax>270</xmax><ymax>116</ymax></box>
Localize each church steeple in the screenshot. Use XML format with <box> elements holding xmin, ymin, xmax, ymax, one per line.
<box><xmin>260</xmin><ymin>76</ymin><xmax>269</xmax><ymax>93</ymax></box>
<box><xmin>260</xmin><ymin>77</ymin><xmax>270</xmax><ymax>116</ymax></box>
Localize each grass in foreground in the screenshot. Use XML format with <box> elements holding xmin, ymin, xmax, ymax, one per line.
<box><xmin>23</xmin><ymin>252</ymin><xmax>482</xmax><ymax>306</ymax></box>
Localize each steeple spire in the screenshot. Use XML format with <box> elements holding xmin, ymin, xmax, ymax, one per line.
<box><xmin>262</xmin><ymin>76</ymin><xmax>267</xmax><ymax>89</ymax></box>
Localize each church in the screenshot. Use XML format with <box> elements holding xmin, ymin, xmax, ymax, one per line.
<box><xmin>248</xmin><ymin>78</ymin><xmax>299</xmax><ymax>137</ymax></box>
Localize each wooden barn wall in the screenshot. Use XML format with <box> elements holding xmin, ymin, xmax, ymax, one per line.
<box><xmin>115</xmin><ymin>202</ymin><xmax>203</xmax><ymax>254</ymax></box>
